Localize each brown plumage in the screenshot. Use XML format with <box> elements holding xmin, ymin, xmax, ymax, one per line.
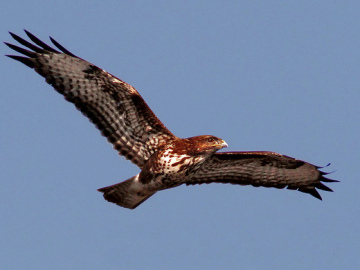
<box><xmin>5</xmin><ymin>30</ymin><xmax>338</xmax><ymax>209</ymax></box>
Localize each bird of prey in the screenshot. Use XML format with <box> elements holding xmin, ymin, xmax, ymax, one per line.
<box><xmin>5</xmin><ymin>30</ymin><xmax>338</xmax><ymax>209</ymax></box>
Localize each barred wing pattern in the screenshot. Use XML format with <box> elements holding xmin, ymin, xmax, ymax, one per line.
<box><xmin>187</xmin><ymin>151</ymin><xmax>337</xmax><ymax>199</ymax></box>
<box><xmin>5</xmin><ymin>31</ymin><xmax>175</xmax><ymax>168</ymax></box>
<box><xmin>5</xmin><ymin>30</ymin><xmax>338</xmax><ymax>208</ymax></box>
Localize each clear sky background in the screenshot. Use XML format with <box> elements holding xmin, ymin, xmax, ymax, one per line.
<box><xmin>1</xmin><ymin>1</ymin><xmax>359</xmax><ymax>269</ymax></box>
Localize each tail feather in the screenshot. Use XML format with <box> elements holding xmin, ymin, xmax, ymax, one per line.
<box><xmin>98</xmin><ymin>176</ymin><xmax>156</xmax><ymax>209</ymax></box>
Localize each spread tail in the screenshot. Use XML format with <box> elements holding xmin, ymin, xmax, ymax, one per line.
<box><xmin>98</xmin><ymin>176</ymin><xmax>156</xmax><ymax>209</ymax></box>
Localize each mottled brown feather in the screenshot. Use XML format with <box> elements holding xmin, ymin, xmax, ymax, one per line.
<box><xmin>187</xmin><ymin>151</ymin><xmax>338</xmax><ymax>200</ymax></box>
<box><xmin>5</xmin><ymin>31</ymin><xmax>175</xmax><ymax>168</ymax></box>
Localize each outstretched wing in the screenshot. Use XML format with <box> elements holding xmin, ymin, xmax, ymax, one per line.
<box><xmin>187</xmin><ymin>151</ymin><xmax>338</xmax><ymax>199</ymax></box>
<box><xmin>5</xmin><ymin>30</ymin><xmax>175</xmax><ymax>168</ymax></box>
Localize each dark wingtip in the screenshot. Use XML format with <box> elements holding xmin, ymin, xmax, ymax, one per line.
<box><xmin>24</xmin><ymin>30</ymin><xmax>60</xmax><ymax>53</ymax></box>
<box><xmin>97</xmin><ymin>187</ymin><xmax>106</xmax><ymax>193</ymax></box>
<box><xmin>4</xmin><ymin>42</ymin><xmax>36</xmax><ymax>57</ymax></box>
<box><xmin>6</xmin><ymin>30</ymin><xmax>78</xmax><ymax>65</ymax></box>
<box><xmin>9</xmin><ymin>31</ymin><xmax>20</xmax><ymax>40</ymax></box>
<box><xmin>4</xmin><ymin>42</ymin><xmax>12</xmax><ymax>48</ymax></box>
<box><xmin>49</xmin><ymin>36</ymin><xmax>77</xmax><ymax>57</ymax></box>
<box><xmin>302</xmin><ymin>168</ymin><xmax>339</xmax><ymax>200</ymax></box>
<box><xmin>7</xmin><ymin>30</ymin><xmax>44</xmax><ymax>53</ymax></box>
<box><xmin>6</xmin><ymin>55</ymin><xmax>35</xmax><ymax>68</ymax></box>
<box><xmin>299</xmin><ymin>188</ymin><xmax>323</xmax><ymax>200</ymax></box>
<box><xmin>315</xmin><ymin>182</ymin><xmax>334</xmax><ymax>192</ymax></box>
<box><xmin>316</xmin><ymin>164</ymin><xmax>339</xmax><ymax>193</ymax></box>
<box><xmin>316</xmin><ymin>163</ymin><xmax>331</xmax><ymax>169</ymax></box>
<box><xmin>320</xmin><ymin>176</ymin><xmax>339</xmax><ymax>183</ymax></box>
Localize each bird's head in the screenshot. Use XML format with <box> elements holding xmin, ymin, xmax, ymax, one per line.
<box><xmin>184</xmin><ymin>135</ymin><xmax>228</xmax><ymax>155</ymax></box>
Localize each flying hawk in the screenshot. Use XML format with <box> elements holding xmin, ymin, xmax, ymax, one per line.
<box><xmin>5</xmin><ymin>30</ymin><xmax>338</xmax><ymax>209</ymax></box>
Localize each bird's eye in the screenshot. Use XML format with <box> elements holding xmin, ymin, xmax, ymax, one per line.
<box><xmin>207</xmin><ymin>137</ymin><xmax>214</xmax><ymax>143</ymax></box>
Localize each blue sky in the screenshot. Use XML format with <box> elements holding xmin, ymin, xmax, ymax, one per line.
<box><xmin>1</xmin><ymin>1</ymin><xmax>359</xmax><ymax>269</ymax></box>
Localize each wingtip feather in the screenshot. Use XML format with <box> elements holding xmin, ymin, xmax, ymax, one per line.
<box><xmin>6</xmin><ymin>55</ymin><xmax>34</xmax><ymax>68</ymax></box>
<box><xmin>320</xmin><ymin>176</ymin><xmax>339</xmax><ymax>183</ymax></box>
<box><xmin>315</xmin><ymin>182</ymin><xmax>334</xmax><ymax>192</ymax></box>
<box><xmin>49</xmin><ymin>36</ymin><xmax>77</xmax><ymax>57</ymax></box>
<box><xmin>8</xmin><ymin>31</ymin><xmax>44</xmax><ymax>53</ymax></box>
<box><xmin>299</xmin><ymin>188</ymin><xmax>322</xmax><ymax>200</ymax></box>
<box><xmin>4</xmin><ymin>42</ymin><xmax>36</xmax><ymax>57</ymax></box>
<box><xmin>24</xmin><ymin>30</ymin><xmax>60</xmax><ymax>53</ymax></box>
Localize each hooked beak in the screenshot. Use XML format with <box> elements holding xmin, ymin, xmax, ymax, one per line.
<box><xmin>220</xmin><ymin>140</ymin><xmax>228</xmax><ymax>149</ymax></box>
